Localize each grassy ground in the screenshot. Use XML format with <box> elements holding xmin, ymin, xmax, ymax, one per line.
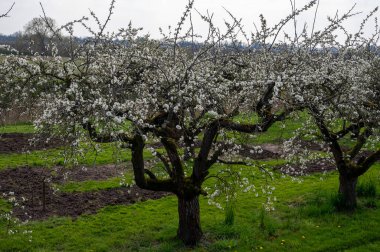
<box><xmin>1</xmin><ymin>122</ymin><xmax>380</xmax><ymax>251</ymax></box>
<box><xmin>1</xmin><ymin>165</ymin><xmax>380</xmax><ymax>251</ymax></box>
<box><xmin>0</xmin><ymin>122</ymin><xmax>35</xmax><ymax>134</ymax></box>
<box><xmin>57</xmin><ymin>176</ymin><xmax>127</xmax><ymax>193</ymax></box>
<box><xmin>0</xmin><ymin>146</ymin><xmax>137</xmax><ymax>170</ymax></box>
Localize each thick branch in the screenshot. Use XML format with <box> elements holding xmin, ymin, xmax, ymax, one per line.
<box><xmin>131</xmin><ymin>134</ymin><xmax>176</xmax><ymax>193</ymax></box>
<box><xmin>192</xmin><ymin>109</ymin><xmax>294</xmax><ymax>181</ymax></box>
<box><xmin>155</xmin><ymin>152</ymin><xmax>173</xmax><ymax>177</ymax></box>
<box><xmin>309</xmin><ymin>106</ymin><xmax>345</xmax><ymax>171</ymax></box>
<box><xmin>218</xmin><ymin>110</ymin><xmax>290</xmax><ymax>133</ymax></box>
<box><xmin>206</xmin><ymin>148</ymin><xmax>224</xmax><ymax>168</ymax></box>
<box><xmin>335</xmin><ymin>122</ymin><xmax>364</xmax><ymax>139</ymax></box>
<box><xmin>161</xmin><ymin>137</ymin><xmax>184</xmax><ymax>184</ymax></box>
<box><xmin>356</xmin><ymin>149</ymin><xmax>380</xmax><ymax>177</ymax></box>
<box><xmin>256</xmin><ymin>81</ymin><xmax>275</xmax><ymax>117</ymax></box>
<box><xmin>144</xmin><ymin>169</ymin><xmax>157</xmax><ymax>180</ymax></box>
<box><xmin>192</xmin><ymin>121</ymin><xmax>220</xmax><ymax>183</ymax></box>
<box><xmin>349</xmin><ymin>128</ymin><xmax>372</xmax><ymax>160</ymax></box>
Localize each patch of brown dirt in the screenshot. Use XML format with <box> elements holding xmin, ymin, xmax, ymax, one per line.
<box><xmin>275</xmin><ymin>159</ymin><xmax>337</xmax><ymax>176</ymax></box>
<box><xmin>54</xmin><ymin>165</ymin><xmax>126</xmax><ymax>182</ymax></box>
<box><xmin>235</xmin><ymin>144</ymin><xmax>281</xmax><ymax>160</ymax></box>
<box><xmin>297</xmin><ymin>140</ymin><xmax>326</xmax><ymax>151</ymax></box>
<box><xmin>0</xmin><ymin>133</ymin><xmax>62</xmax><ymax>154</ymax></box>
<box><xmin>0</xmin><ymin>166</ymin><xmax>169</xmax><ymax>221</ymax></box>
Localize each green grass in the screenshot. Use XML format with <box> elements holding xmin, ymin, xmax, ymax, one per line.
<box><xmin>57</xmin><ymin>177</ymin><xmax>126</xmax><ymax>193</ymax></box>
<box><xmin>1</xmin><ymin>119</ymin><xmax>380</xmax><ymax>251</ymax></box>
<box><xmin>357</xmin><ymin>178</ymin><xmax>377</xmax><ymax>198</ymax></box>
<box><xmin>227</xmin><ymin>111</ymin><xmax>309</xmax><ymax>145</ymax></box>
<box><xmin>0</xmin><ymin>122</ymin><xmax>35</xmax><ymax>134</ymax></box>
<box><xmin>230</xmin><ymin>112</ymin><xmax>380</xmax><ymax>152</ymax></box>
<box><xmin>228</xmin><ymin>119</ymin><xmax>301</xmax><ymax>145</ymax></box>
<box><xmin>1</xmin><ymin>163</ymin><xmax>380</xmax><ymax>251</ymax></box>
<box><xmin>0</xmin><ymin>198</ymin><xmax>10</xmax><ymax>213</ymax></box>
<box><xmin>0</xmin><ymin>149</ymin><xmax>63</xmax><ymax>169</ymax></box>
<box><xmin>0</xmin><ymin>144</ymin><xmax>155</xmax><ymax>170</ymax></box>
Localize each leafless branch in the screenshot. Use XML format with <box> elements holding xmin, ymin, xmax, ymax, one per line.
<box><xmin>0</xmin><ymin>2</ymin><xmax>15</xmax><ymax>18</ymax></box>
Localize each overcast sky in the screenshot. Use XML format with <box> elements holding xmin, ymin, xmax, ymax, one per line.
<box><xmin>0</xmin><ymin>0</ymin><xmax>379</xmax><ymax>39</ymax></box>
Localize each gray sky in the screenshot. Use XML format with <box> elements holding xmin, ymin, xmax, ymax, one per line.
<box><xmin>0</xmin><ymin>0</ymin><xmax>379</xmax><ymax>39</ymax></box>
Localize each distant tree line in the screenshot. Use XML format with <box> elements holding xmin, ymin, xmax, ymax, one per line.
<box><xmin>0</xmin><ymin>17</ymin><xmax>87</xmax><ymax>56</ymax></box>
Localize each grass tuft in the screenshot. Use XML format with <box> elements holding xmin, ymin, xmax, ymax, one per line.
<box><xmin>357</xmin><ymin>178</ymin><xmax>377</xmax><ymax>198</ymax></box>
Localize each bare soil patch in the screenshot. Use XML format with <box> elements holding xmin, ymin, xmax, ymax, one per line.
<box><xmin>0</xmin><ymin>133</ymin><xmax>62</xmax><ymax>154</ymax></box>
<box><xmin>234</xmin><ymin>143</ymin><xmax>281</xmax><ymax>160</ymax></box>
<box><xmin>0</xmin><ymin>166</ymin><xmax>168</xmax><ymax>221</ymax></box>
<box><xmin>54</xmin><ymin>164</ymin><xmax>126</xmax><ymax>182</ymax></box>
<box><xmin>275</xmin><ymin>159</ymin><xmax>337</xmax><ymax>176</ymax></box>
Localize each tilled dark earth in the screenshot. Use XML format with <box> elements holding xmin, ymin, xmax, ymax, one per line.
<box><xmin>0</xmin><ymin>133</ymin><xmax>63</xmax><ymax>154</ymax></box>
<box><xmin>0</xmin><ymin>166</ymin><xmax>168</xmax><ymax>221</ymax></box>
<box><xmin>275</xmin><ymin>159</ymin><xmax>337</xmax><ymax>176</ymax></box>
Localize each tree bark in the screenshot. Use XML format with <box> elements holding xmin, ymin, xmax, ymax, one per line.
<box><xmin>338</xmin><ymin>174</ymin><xmax>358</xmax><ymax>210</ymax></box>
<box><xmin>177</xmin><ymin>195</ymin><xmax>202</xmax><ymax>246</ymax></box>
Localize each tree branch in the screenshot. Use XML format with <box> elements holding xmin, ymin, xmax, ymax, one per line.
<box><xmin>131</xmin><ymin>134</ymin><xmax>176</xmax><ymax>193</ymax></box>
<box><xmin>309</xmin><ymin>105</ymin><xmax>345</xmax><ymax>171</ymax></box>
<box><xmin>335</xmin><ymin>122</ymin><xmax>364</xmax><ymax>139</ymax></box>
<box><xmin>349</xmin><ymin>128</ymin><xmax>372</xmax><ymax>160</ymax></box>
<box><xmin>155</xmin><ymin>151</ymin><xmax>173</xmax><ymax>177</ymax></box>
<box><xmin>356</xmin><ymin>149</ymin><xmax>380</xmax><ymax>177</ymax></box>
<box><xmin>144</xmin><ymin>169</ymin><xmax>157</xmax><ymax>180</ymax></box>
<box><xmin>256</xmin><ymin>81</ymin><xmax>275</xmax><ymax>117</ymax></box>
<box><xmin>161</xmin><ymin>137</ymin><xmax>184</xmax><ymax>184</ymax></box>
<box><xmin>0</xmin><ymin>2</ymin><xmax>15</xmax><ymax>18</ymax></box>
<box><xmin>192</xmin><ymin>120</ymin><xmax>220</xmax><ymax>182</ymax></box>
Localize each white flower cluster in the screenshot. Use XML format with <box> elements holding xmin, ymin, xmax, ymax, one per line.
<box><xmin>0</xmin><ymin>192</ymin><xmax>32</xmax><ymax>242</ymax></box>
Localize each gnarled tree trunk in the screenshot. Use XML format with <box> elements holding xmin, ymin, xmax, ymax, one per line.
<box><xmin>177</xmin><ymin>195</ymin><xmax>202</xmax><ymax>246</ymax></box>
<box><xmin>338</xmin><ymin>174</ymin><xmax>358</xmax><ymax>210</ymax></box>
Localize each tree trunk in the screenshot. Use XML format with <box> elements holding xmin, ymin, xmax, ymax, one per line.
<box><xmin>177</xmin><ymin>195</ymin><xmax>202</xmax><ymax>246</ymax></box>
<box><xmin>338</xmin><ymin>174</ymin><xmax>358</xmax><ymax>210</ymax></box>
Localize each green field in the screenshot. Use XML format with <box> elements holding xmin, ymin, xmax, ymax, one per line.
<box><xmin>1</xmin><ymin>122</ymin><xmax>380</xmax><ymax>251</ymax></box>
